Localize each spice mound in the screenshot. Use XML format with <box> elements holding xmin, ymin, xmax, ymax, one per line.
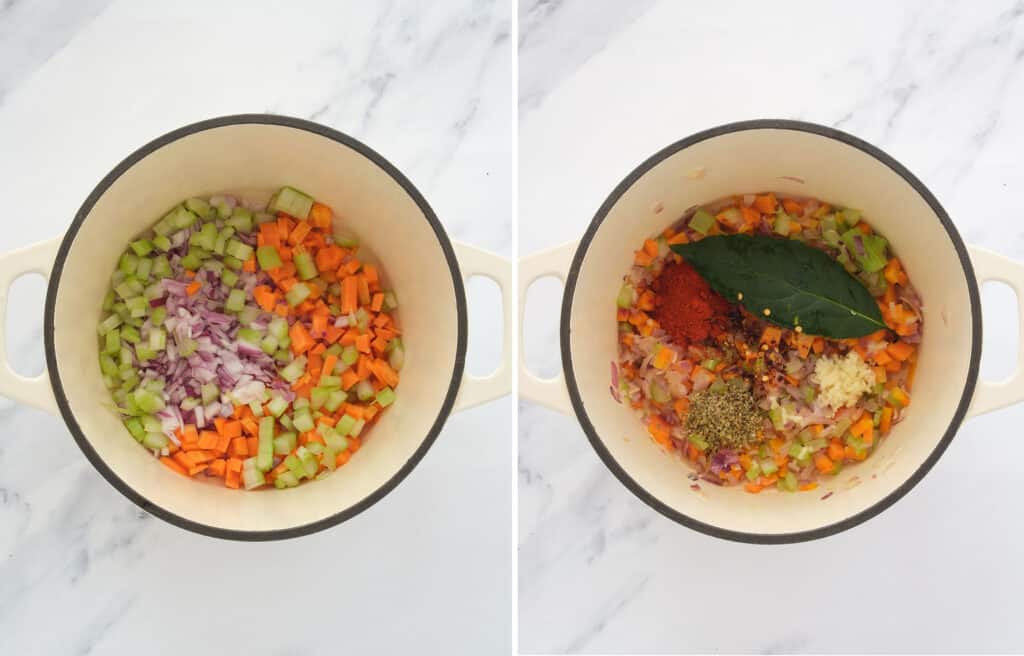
<box><xmin>686</xmin><ymin>384</ymin><xmax>762</xmax><ymax>451</ymax></box>
<box><xmin>652</xmin><ymin>258</ymin><xmax>733</xmax><ymax>349</ymax></box>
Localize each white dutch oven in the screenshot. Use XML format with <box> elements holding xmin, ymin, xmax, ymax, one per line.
<box><xmin>520</xmin><ymin>120</ymin><xmax>1024</xmax><ymax>543</ymax></box>
<box><xmin>0</xmin><ymin>115</ymin><xmax>512</xmax><ymax>540</ymax></box>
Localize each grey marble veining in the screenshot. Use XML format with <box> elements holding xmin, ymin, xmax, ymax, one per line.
<box><xmin>0</xmin><ymin>1</ymin><xmax>514</xmax><ymax>654</ymax></box>
<box><xmin>519</xmin><ymin>0</ymin><xmax>1024</xmax><ymax>652</ymax></box>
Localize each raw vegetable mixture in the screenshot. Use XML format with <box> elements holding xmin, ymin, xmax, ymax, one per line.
<box><xmin>614</xmin><ymin>193</ymin><xmax>920</xmax><ymax>493</ymax></box>
<box><xmin>98</xmin><ymin>187</ymin><xmax>403</xmax><ymax>490</ymax></box>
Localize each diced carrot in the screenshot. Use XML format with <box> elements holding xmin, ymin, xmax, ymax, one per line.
<box><xmin>289</xmin><ymin>322</ymin><xmax>314</xmax><ymax>354</ymax></box>
<box><xmin>242</xmin><ymin>255</ymin><xmax>256</xmax><ymax>272</ymax></box>
<box><xmin>343</xmin><ymin>404</ymin><xmax>365</xmax><ymax>420</ymax></box>
<box><xmin>322</xmin><ymin>354</ymin><xmax>338</xmax><ymax>379</ymax></box>
<box><xmin>885</xmin><ymin>359</ymin><xmax>902</xmax><ymax>373</ymax></box>
<box><xmin>289</xmin><ymin>221</ymin><xmax>312</xmax><ymax>246</ymax></box>
<box><xmin>369</xmin><ymin>359</ymin><xmax>399</xmax><ymax>387</ymax></box>
<box><xmin>648</xmin><ymin>416</ymin><xmax>671</xmax><ymax>446</ymax></box>
<box><xmin>740</xmin><ymin>206</ymin><xmax>760</xmax><ymax>226</ymax></box>
<box><xmin>850</xmin><ymin>414</ymin><xmax>874</xmax><ymax>439</ymax></box>
<box><xmin>760</xmin><ymin>325</ymin><xmax>782</xmax><ymax>346</ymax></box>
<box><xmin>827</xmin><ymin>440</ymin><xmax>845</xmax><ymax>462</ymax></box>
<box><xmin>341</xmin><ymin>258</ymin><xmax>362</xmax><ymax>276</ymax></box>
<box><xmin>161</xmin><ymin>457</ymin><xmax>188</xmax><ymax>476</ymax></box>
<box><xmin>225</xmin><ymin>458</ymin><xmax>243</xmax><ymax>489</ymax></box>
<box><xmin>222</xmin><ymin>420</ymin><xmax>242</xmax><ymax>438</ymax></box>
<box><xmin>341</xmin><ymin>276</ymin><xmax>358</xmax><ymax>314</ymax></box>
<box><xmin>186</xmin><ymin>281</ymin><xmax>202</xmax><ymax>296</ymax></box>
<box><xmin>745</xmin><ymin>482</ymin><xmax>763</xmax><ymax>494</ymax></box>
<box><xmin>667</xmin><ymin>232</ymin><xmax>689</xmax><ymax>245</ymax></box>
<box><xmin>871</xmin><ymin>349</ymin><xmax>892</xmax><ymax>366</ymax></box>
<box><xmin>355</xmin><ymin>333</ymin><xmax>372</xmax><ymax>354</ymax></box>
<box><xmin>336</xmin><ymin>451</ymin><xmax>352</xmax><ymax>467</ymax></box>
<box><xmin>799</xmin><ymin>482</ymin><xmax>818</xmax><ymax>491</ymax></box>
<box><xmin>253</xmin><ymin>285</ymin><xmax>278</xmax><ymax>312</ymax></box>
<box><xmin>309</xmin><ymin>202</ymin><xmax>333</xmax><ymax>229</ymax></box>
<box><xmin>634</xmin><ymin>250</ymin><xmax>653</xmax><ymax>267</ymax></box>
<box><xmin>880</xmin><ymin>406</ymin><xmax>894</xmax><ymax>434</ymax></box>
<box><xmin>782</xmin><ymin>198</ymin><xmax>803</xmax><ymax>215</ymax></box>
<box><xmin>215</xmin><ymin>433</ymin><xmax>231</xmax><ymax>455</ymax></box>
<box><xmin>887</xmin><ymin>341</ymin><xmax>914</xmax><ymax>361</ymax></box>
<box><xmin>652</xmin><ymin>347</ymin><xmax>674</xmax><ymax>370</ymax></box>
<box><xmin>228</xmin><ymin>437</ymin><xmax>248</xmax><ymax>458</ymax></box>
<box><xmin>246</xmin><ymin>436</ymin><xmax>258</xmax><ymax>455</ymax></box>
<box><xmin>197</xmin><ymin>430</ymin><xmax>219</xmax><ymax>450</ymax></box>
<box><xmin>814</xmin><ymin>453</ymin><xmax>835</xmax><ymax>474</ymax></box>
<box><xmin>884</xmin><ymin>257</ymin><xmax>908</xmax><ymax>285</ymax></box>
<box><xmin>753</xmin><ymin>193</ymin><xmax>777</xmax><ymax>213</ymax></box>
<box><xmin>206</xmin><ymin>459</ymin><xmax>227</xmax><ymax>477</ymax></box>
<box><xmin>812</xmin><ymin>338</ymin><xmax>825</xmax><ymax>355</ymax></box>
<box><xmin>241</xmin><ymin>417</ymin><xmax>259</xmax><ymax>436</ymax></box>
<box><xmin>341</xmin><ymin>369</ymin><xmax>360</xmax><ymax>390</ymax></box>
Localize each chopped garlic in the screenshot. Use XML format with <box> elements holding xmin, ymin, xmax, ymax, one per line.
<box><xmin>812</xmin><ymin>351</ymin><xmax>874</xmax><ymax>409</ymax></box>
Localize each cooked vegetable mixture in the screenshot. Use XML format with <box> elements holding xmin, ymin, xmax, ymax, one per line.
<box><xmin>614</xmin><ymin>193</ymin><xmax>920</xmax><ymax>493</ymax></box>
<box><xmin>98</xmin><ymin>187</ymin><xmax>403</xmax><ymax>490</ymax></box>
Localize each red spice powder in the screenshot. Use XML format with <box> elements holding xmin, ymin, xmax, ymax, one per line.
<box><xmin>652</xmin><ymin>258</ymin><xmax>733</xmax><ymax>348</ymax></box>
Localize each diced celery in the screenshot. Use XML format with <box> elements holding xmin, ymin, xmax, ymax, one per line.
<box><xmin>226</xmin><ymin>208</ymin><xmax>253</xmax><ymax>232</ymax></box>
<box><xmin>102</xmin><ymin>289</ymin><xmax>116</xmax><ymax>312</ymax></box>
<box><xmin>268</xmin><ymin>186</ymin><xmax>314</xmax><ymax>219</ymax></box>
<box><xmin>223</xmin><ymin>255</ymin><xmax>243</xmax><ymax>270</ymax></box>
<box><xmin>782</xmin><ymin>471</ymin><xmax>798</xmax><ymax>492</ymax></box>
<box><xmin>142</xmin><ymin>432</ymin><xmax>168</xmax><ymax>450</ymax></box>
<box><xmin>324</xmin><ymin>430</ymin><xmax>349</xmax><ymax>453</ymax></box>
<box><xmin>788</xmin><ymin>442</ymin><xmax>811</xmax><ymax>462</ymax></box>
<box><xmin>260</xmin><ymin>335</ymin><xmax>278</xmax><ymax>355</ymax></box>
<box><xmin>254</xmin><ymin>211</ymin><xmax>275</xmax><ymax>225</ymax></box>
<box><xmin>689</xmin><ymin>208</ymin><xmax>715</xmax><ymax>234</ymax></box>
<box><xmin>350</xmin><ymin>418</ymin><xmax>366</xmax><ymax>437</ymax></box>
<box><xmin>225</xmin><ymin>239</ymin><xmax>253</xmax><ymax>261</ymax></box>
<box><xmin>126</xmin><ymin>296</ymin><xmax>149</xmax><ymax>318</ymax></box>
<box><xmin>185</xmin><ymin>197</ymin><xmax>211</xmax><ymax>218</ymax></box>
<box><xmin>841</xmin><ymin>228</ymin><xmax>888</xmax><ymax>273</ymax></box>
<box><xmin>376</xmin><ymin>387</ymin><xmax>396</xmax><ymax>407</ymax></box>
<box><xmin>388</xmin><ymin>343</ymin><xmax>405</xmax><ymax>371</ymax></box>
<box><xmin>354</xmin><ymin>308</ymin><xmax>370</xmax><ymax>332</ymax></box>
<box><xmin>279</xmin><ymin>414</ymin><xmax>294</xmax><ymax>430</ymax></box>
<box><xmin>319</xmin><ymin>374</ymin><xmax>341</xmax><ymax>388</ymax></box>
<box><xmin>119</xmin><ymin>252</ymin><xmax>139</xmax><ymax>275</ymax></box>
<box><xmin>118</xmin><ymin>346</ymin><xmax>133</xmax><ymax>368</ymax></box>
<box><xmin>256</xmin><ymin>416</ymin><xmax>275</xmax><ymax>472</ymax></box>
<box><xmin>238</xmin><ymin>306</ymin><xmax>260</xmax><ymax>326</ymax></box>
<box><xmin>242</xmin><ymin>464</ymin><xmax>266</xmax><ymax>490</ymax></box>
<box><xmin>135</xmin><ymin>257</ymin><xmax>153</xmax><ymax>282</ymax></box>
<box><xmin>190</xmin><ymin>222</ymin><xmax>218</xmax><ymax>251</ymax></box>
<box><xmin>179</xmin><ymin>252</ymin><xmax>202</xmax><ymax>271</ymax></box>
<box><xmin>133</xmin><ymin>388</ymin><xmax>164</xmax><ymax>413</ymax></box>
<box><xmin>294</xmin><ymin>251</ymin><xmax>318</xmax><ymax>280</ymax></box>
<box><xmin>124</xmin><ymin>417</ymin><xmax>145</xmax><ymax>441</ymax></box>
<box><xmin>336</xmin><ymin>414</ymin><xmax>357</xmax><ymax>436</ymax></box>
<box><xmin>130</xmin><ymin>239</ymin><xmax>154</xmax><ymax>257</ymax></box>
<box><xmin>295</xmin><ymin>445</ymin><xmax>318</xmax><ymax>477</ymax></box>
<box><xmin>103</xmin><ymin>328</ymin><xmax>121</xmax><ymax>354</ymax></box>
<box><xmin>285</xmin><ymin>283</ymin><xmax>311</xmax><ymax>307</ymax></box>
<box><xmin>616</xmin><ymin>284</ymin><xmax>634</xmax><ymax>309</ymax></box>
<box><xmin>201</xmin><ymin>383</ymin><xmax>219</xmax><ymax>405</ymax></box>
<box><xmin>274</xmin><ymin>471</ymin><xmax>299</xmax><ymax>488</ymax></box>
<box><xmin>226</xmin><ymin>289</ymin><xmax>246</xmax><ymax>313</ymax></box>
<box><xmin>135</xmin><ymin>344</ymin><xmax>157</xmax><ymax>362</ymax></box>
<box><xmin>151</xmin><ymin>306</ymin><xmax>167</xmax><ymax>327</ymax></box>
<box><xmin>649</xmin><ymin>380</ymin><xmax>669</xmax><ymax>404</ymax></box>
<box><xmin>335</xmin><ymin>232</ymin><xmax>359</xmax><ymax>248</ymax></box>
<box><xmin>306</xmin><ymin>442</ymin><xmax>324</xmax><ymax>456</ymax></box>
<box><xmin>256</xmin><ymin>245</ymin><xmax>282</xmax><ymax>270</ymax></box>
<box><xmin>221</xmin><ymin>269</ymin><xmax>239</xmax><ymax>288</ymax></box>
<box><xmin>114</xmin><ymin>279</ymin><xmax>144</xmax><ymax>299</ymax></box>
<box><xmin>213</xmin><ymin>230</ymin><xmax>229</xmax><ymax>256</ymax></box>
<box><xmin>249</xmin><ymin>400</ymin><xmax>263</xmax><ymax>417</ymax></box>
<box><xmin>382</xmin><ymin>290</ymin><xmax>398</xmax><ymax>311</ymax></box>
<box><xmin>178</xmin><ymin>338</ymin><xmax>197</xmax><ymax>356</ymax></box>
<box><xmin>152</xmin><ymin>235</ymin><xmax>172</xmax><ymax>253</ymax></box>
<box><xmin>215</xmin><ymin>200</ymin><xmax>233</xmax><ymax>220</ymax></box>
<box><xmin>284</xmin><ymin>454</ymin><xmax>306</xmax><ymax>479</ymax></box>
<box><xmin>180</xmin><ymin>397</ymin><xmax>200</xmax><ymax>411</ymax></box>
<box><xmin>273</xmin><ymin>431</ymin><xmax>298</xmax><ymax>455</ymax></box>
<box><xmin>293</xmin><ymin>409</ymin><xmax>315</xmax><ymax>433</ymax></box>
<box><xmin>148</xmin><ymin>328</ymin><xmax>166</xmax><ymax>351</ymax></box>
<box><xmin>773</xmin><ymin>211</ymin><xmax>792</xmax><ymax>236</ymax></box>
<box><xmin>310</xmin><ymin>387</ymin><xmax>329</xmax><ymax>411</ymax></box>
<box><xmin>745</xmin><ymin>462</ymin><xmax>761</xmax><ymax>481</ymax></box>
<box><xmin>237</xmin><ymin>327</ymin><xmax>261</xmax><ymax>346</ymax></box>
<box><xmin>355</xmin><ymin>380</ymin><xmax>375</xmax><ymax>402</ymax></box>
<box><xmin>341</xmin><ymin>345</ymin><xmax>359</xmax><ymax>366</ymax></box>
<box><xmin>769</xmin><ymin>406</ymin><xmax>784</xmax><ymax>430</ymax></box>
<box><xmin>100</xmin><ymin>354</ymin><xmax>119</xmax><ymax>377</ymax></box>
<box><xmin>267</xmin><ymin>395</ymin><xmax>289</xmax><ymax>417</ymax></box>
<box><xmin>324</xmin><ymin>389</ymin><xmax>347</xmax><ymax>413</ymax></box>
<box><xmin>268</xmin><ymin>316</ymin><xmax>289</xmax><ymax>340</ymax></box>
<box><xmin>841</xmin><ymin>208</ymin><xmax>862</xmax><ymax>224</ymax></box>
<box><xmin>759</xmin><ymin>458</ymin><xmax>779</xmax><ymax>475</ymax></box>
<box><xmin>280</xmin><ymin>356</ymin><xmax>307</xmax><ymax>383</ymax></box>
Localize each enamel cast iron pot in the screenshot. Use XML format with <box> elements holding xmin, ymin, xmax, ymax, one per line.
<box><xmin>519</xmin><ymin>119</ymin><xmax>1024</xmax><ymax>544</ymax></box>
<box><xmin>0</xmin><ymin>115</ymin><xmax>512</xmax><ymax>540</ymax></box>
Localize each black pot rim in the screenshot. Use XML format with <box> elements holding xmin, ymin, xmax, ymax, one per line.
<box><xmin>560</xmin><ymin>118</ymin><xmax>982</xmax><ymax>544</ymax></box>
<box><xmin>43</xmin><ymin>113</ymin><xmax>468</xmax><ymax>541</ymax></box>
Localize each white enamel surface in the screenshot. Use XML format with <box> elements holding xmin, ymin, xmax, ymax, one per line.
<box><xmin>519</xmin><ymin>1</ymin><xmax>1024</xmax><ymax>653</ymax></box>
<box><xmin>52</xmin><ymin>122</ymin><xmax>460</xmax><ymax>533</ymax></box>
<box><xmin>568</xmin><ymin>127</ymin><xmax>974</xmax><ymax>536</ymax></box>
<box><xmin>0</xmin><ymin>2</ymin><xmax>513</xmax><ymax>654</ymax></box>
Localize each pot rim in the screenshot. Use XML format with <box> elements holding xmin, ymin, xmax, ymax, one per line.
<box><xmin>43</xmin><ymin>113</ymin><xmax>468</xmax><ymax>541</ymax></box>
<box><xmin>559</xmin><ymin>118</ymin><xmax>982</xmax><ymax>544</ymax></box>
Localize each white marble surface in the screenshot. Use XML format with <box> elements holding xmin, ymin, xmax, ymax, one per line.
<box><xmin>519</xmin><ymin>0</ymin><xmax>1024</xmax><ymax>652</ymax></box>
<box><xmin>0</xmin><ymin>1</ymin><xmax>513</xmax><ymax>654</ymax></box>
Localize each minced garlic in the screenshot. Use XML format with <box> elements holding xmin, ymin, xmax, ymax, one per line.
<box><xmin>812</xmin><ymin>351</ymin><xmax>874</xmax><ymax>409</ymax></box>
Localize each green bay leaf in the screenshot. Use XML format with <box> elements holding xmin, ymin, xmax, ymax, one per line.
<box><xmin>670</xmin><ymin>234</ymin><xmax>887</xmax><ymax>338</ymax></box>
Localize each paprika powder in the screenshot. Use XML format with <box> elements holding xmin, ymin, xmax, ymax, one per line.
<box><xmin>652</xmin><ymin>258</ymin><xmax>734</xmax><ymax>348</ymax></box>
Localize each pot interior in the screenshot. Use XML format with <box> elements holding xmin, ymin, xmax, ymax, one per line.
<box><xmin>50</xmin><ymin>119</ymin><xmax>462</xmax><ymax>536</ymax></box>
<box><xmin>567</xmin><ymin>125</ymin><xmax>977</xmax><ymax>539</ymax></box>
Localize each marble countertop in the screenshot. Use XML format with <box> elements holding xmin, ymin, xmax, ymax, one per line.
<box><xmin>519</xmin><ymin>0</ymin><xmax>1024</xmax><ymax>653</ymax></box>
<box><xmin>0</xmin><ymin>1</ymin><xmax>513</xmax><ymax>654</ymax></box>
